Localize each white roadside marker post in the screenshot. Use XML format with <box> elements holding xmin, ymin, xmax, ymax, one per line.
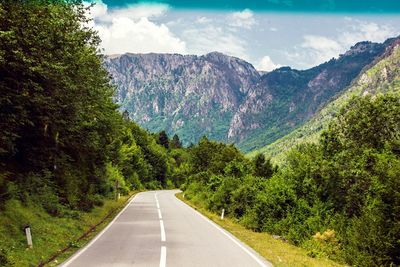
<box><xmin>24</xmin><ymin>225</ymin><xmax>33</xmax><ymax>248</ymax></box>
<box><xmin>183</xmin><ymin>193</ymin><xmax>185</xmax><ymax>199</ymax></box>
<box><xmin>221</xmin><ymin>208</ymin><xmax>225</xmax><ymax>220</ymax></box>
<box><xmin>115</xmin><ymin>180</ymin><xmax>120</xmax><ymax>201</ymax></box>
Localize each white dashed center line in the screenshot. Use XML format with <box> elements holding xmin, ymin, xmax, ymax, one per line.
<box><xmin>155</xmin><ymin>193</ymin><xmax>167</xmax><ymax>267</ymax></box>
<box><xmin>160</xmin><ymin>246</ymin><xmax>167</xmax><ymax>267</ymax></box>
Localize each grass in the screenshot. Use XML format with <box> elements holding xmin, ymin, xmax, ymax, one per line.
<box><xmin>0</xmin><ymin>192</ymin><xmax>137</xmax><ymax>266</ymax></box>
<box><xmin>176</xmin><ymin>193</ymin><xmax>345</xmax><ymax>267</ymax></box>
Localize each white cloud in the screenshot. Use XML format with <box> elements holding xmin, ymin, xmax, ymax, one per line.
<box><xmin>256</xmin><ymin>56</ymin><xmax>281</xmax><ymax>71</ymax></box>
<box><xmin>182</xmin><ymin>26</ymin><xmax>249</xmax><ymax>60</ymax></box>
<box><xmin>84</xmin><ymin>0</ymin><xmax>186</xmax><ymax>55</ymax></box>
<box><xmin>340</xmin><ymin>19</ymin><xmax>396</xmax><ymax>47</ymax></box>
<box><xmin>85</xmin><ymin>0</ymin><xmax>168</xmax><ymax>21</ymax></box>
<box><xmin>228</xmin><ymin>9</ymin><xmax>256</xmax><ymax>29</ymax></box>
<box><xmin>300</xmin><ymin>35</ymin><xmax>342</xmax><ymax>65</ymax></box>
<box><xmin>196</xmin><ymin>16</ymin><xmax>212</xmax><ymax>24</ymax></box>
<box><xmin>288</xmin><ymin>19</ymin><xmax>397</xmax><ymax>68</ymax></box>
<box><xmin>97</xmin><ymin>17</ymin><xmax>186</xmax><ymax>55</ymax></box>
<box><xmin>85</xmin><ymin>0</ymin><xmax>107</xmax><ymax>19</ymax></box>
<box><xmin>270</xmin><ymin>27</ymin><xmax>278</xmax><ymax>32</ymax></box>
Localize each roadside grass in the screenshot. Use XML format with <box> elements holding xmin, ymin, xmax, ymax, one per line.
<box><xmin>0</xmin><ymin>192</ymin><xmax>137</xmax><ymax>267</ymax></box>
<box><xmin>176</xmin><ymin>193</ymin><xmax>345</xmax><ymax>267</ymax></box>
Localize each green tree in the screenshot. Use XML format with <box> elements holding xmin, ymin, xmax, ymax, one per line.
<box><xmin>157</xmin><ymin>130</ymin><xmax>169</xmax><ymax>149</ymax></box>
<box><xmin>252</xmin><ymin>153</ymin><xmax>276</xmax><ymax>179</ymax></box>
<box><xmin>0</xmin><ymin>0</ymin><xmax>123</xmax><ymax>209</ymax></box>
<box><xmin>170</xmin><ymin>134</ymin><xmax>182</xmax><ymax>149</ymax></box>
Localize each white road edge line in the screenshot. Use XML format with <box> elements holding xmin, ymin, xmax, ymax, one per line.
<box><xmin>178</xmin><ymin>197</ymin><xmax>272</xmax><ymax>267</ymax></box>
<box><xmin>159</xmin><ymin>246</ymin><xmax>167</xmax><ymax>267</ymax></box>
<box><xmin>160</xmin><ymin>219</ymin><xmax>166</xmax><ymax>242</ymax></box>
<box><xmin>61</xmin><ymin>193</ymin><xmax>141</xmax><ymax>267</ymax></box>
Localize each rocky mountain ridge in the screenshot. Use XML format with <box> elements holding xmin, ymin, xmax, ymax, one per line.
<box><xmin>250</xmin><ymin>36</ymin><xmax>400</xmax><ymax>160</ymax></box>
<box><xmin>105</xmin><ymin>38</ymin><xmax>396</xmax><ymax>151</ymax></box>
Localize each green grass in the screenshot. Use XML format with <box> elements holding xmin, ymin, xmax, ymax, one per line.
<box><xmin>0</xmin><ymin>193</ymin><xmax>137</xmax><ymax>266</ymax></box>
<box><xmin>176</xmin><ymin>193</ymin><xmax>345</xmax><ymax>267</ymax></box>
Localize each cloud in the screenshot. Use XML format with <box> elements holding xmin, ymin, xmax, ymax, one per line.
<box><xmin>84</xmin><ymin>0</ymin><xmax>186</xmax><ymax>55</ymax></box>
<box><xmin>287</xmin><ymin>19</ymin><xmax>397</xmax><ymax>68</ymax></box>
<box><xmin>340</xmin><ymin>19</ymin><xmax>397</xmax><ymax>47</ymax></box>
<box><xmin>182</xmin><ymin>26</ymin><xmax>248</xmax><ymax>60</ymax></box>
<box><xmin>228</xmin><ymin>9</ymin><xmax>256</xmax><ymax>29</ymax></box>
<box><xmin>97</xmin><ymin>17</ymin><xmax>186</xmax><ymax>55</ymax></box>
<box><xmin>86</xmin><ymin>0</ymin><xmax>168</xmax><ymax>21</ymax></box>
<box><xmin>256</xmin><ymin>56</ymin><xmax>281</xmax><ymax>71</ymax></box>
<box><xmin>300</xmin><ymin>35</ymin><xmax>342</xmax><ymax>65</ymax></box>
<box><xmin>85</xmin><ymin>0</ymin><xmax>107</xmax><ymax>19</ymax></box>
<box><xmin>196</xmin><ymin>16</ymin><xmax>212</xmax><ymax>24</ymax></box>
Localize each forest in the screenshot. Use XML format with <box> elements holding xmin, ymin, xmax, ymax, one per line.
<box><xmin>0</xmin><ymin>1</ymin><xmax>399</xmax><ymax>266</ymax></box>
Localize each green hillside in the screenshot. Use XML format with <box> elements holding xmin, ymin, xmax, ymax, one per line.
<box><xmin>249</xmin><ymin>39</ymin><xmax>400</xmax><ymax>162</ymax></box>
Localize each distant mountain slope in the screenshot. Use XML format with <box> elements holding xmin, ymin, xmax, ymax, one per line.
<box><xmin>250</xmin><ymin>37</ymin><xmax>400</xmax><ymax>162</ymax></box>
<box><xmin>105</xmin><ymin>52</ymin><xmax>260</xmax><ymax>143</ymax></box>
<box><xmin>105</xmin><ymin>39</ymin><xmax>393</xmax><ymax>151</ymax></box>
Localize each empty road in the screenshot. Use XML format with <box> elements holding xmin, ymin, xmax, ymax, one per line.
<box><xmin>61</xmin><ymin>190</ymin><xmax>272</xmax><ymax>267</ymax></box>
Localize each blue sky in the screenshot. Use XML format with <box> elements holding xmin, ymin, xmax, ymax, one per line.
<box><xmin>85</xmin><ymin>0</ymin><xmax>400</xmax><ymax>70</ymax></box>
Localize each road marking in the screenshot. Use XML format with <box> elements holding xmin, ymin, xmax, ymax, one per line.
<box><xmin>61</xmin><ymin>193</ymin><xmax>140</xmax><ymax>267</ymax></box>
<box><xmin>155</xmin><ymin>193</ymin><xmax>160</xmax><ymax>209</ymax></box>
<box><xmin>158</xmin><ymin>208</ymin><xmax>162</xmax><ymax>219</ymax></box>
<box><xmin>160</xmin><ymin>219</ymin><xmax>166</xmax><ymax>242</ymax></box>
<box><xmin>159</xmin><ymin>246</ymin><xmax>167</xmax><ymax>267</ymax></box>
<box><xmin>178</xmin><ymin>198</ymin><xmax>271</xmax><ymax>267</ymax></box>
<box><xmin>157</xmin><ymin>193</ymin><xmax>167</xmax><ymax>266</ymax></box>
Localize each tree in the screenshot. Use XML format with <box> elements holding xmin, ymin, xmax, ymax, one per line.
<box><xmin>252</xmin><ymin>153</ymin><xmax>275</xmax><ymax>179</ymax></box>
<box><xmin>157</xmin><ymin>130</ymin><xmax>169</xmax><ymax>149</ymax></box>
<box><xmin>0</xmin><ymin>0</ymin><xmax>122</xmax><ymax>208</ymax></box>
<box><xmin>170</xmin><ymin>134</ymin><xmax>182</xmax><ymax>149</ymax></box>
<box><xmin>122</xmin><ymin>110</ymin><xmax>130</xmax><ymax>121</ymax></box>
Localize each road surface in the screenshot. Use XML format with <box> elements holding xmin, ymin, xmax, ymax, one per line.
<box><xmin>61</xmin><ymin>190</ymin><xmax>272</xmax><ymax>267</ymax></box>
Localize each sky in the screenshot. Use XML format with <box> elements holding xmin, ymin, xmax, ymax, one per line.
<box><xmin>84</xmin><ymin>0</ymin><xmax>400</xmax><ymax>70</ymax></box>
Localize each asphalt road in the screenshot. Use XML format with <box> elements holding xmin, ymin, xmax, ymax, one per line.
<box><xmin>61</xmin><ymin>190</ymin><xmax>272</xmax><ymax>267</ymax></box>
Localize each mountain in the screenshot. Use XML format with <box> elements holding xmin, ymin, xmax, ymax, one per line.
<box><xmin>250</xmin><ymin>36</ymin><xmax>400</xmax><ymax>162</ymax></box>
<box><xmin>105</xmin><ymin>52</ymin><xmax>260</xmax><ymax>143</ymax></box>
<box><xmin>105</xmin><ymin>39</ymin><xmax>393</xmax><ymax>151</ymax></box>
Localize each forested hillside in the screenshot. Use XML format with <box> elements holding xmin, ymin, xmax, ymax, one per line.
<box><xmin>250</xmin><ymin>37</ymin><xmax>400</xmax><ymax>162</ymax></box>
<box><xmin>0</xmin><ymin>1</ymin><xmax>185</xmax><ymax>264</ymax></box>
<box><xmin>183</xmin><ymin>92</ymin><xmax>400</xmax><ymax>266</ymax></box>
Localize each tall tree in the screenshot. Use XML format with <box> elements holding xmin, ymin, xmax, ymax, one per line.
<box><xmin>170</xmin><ymin>134</ymin><xmax>182</xmax><ymax>149</ymax></box>
<box><xmin>157</xmin><ymin>130</ymin><xmax>169</xmax><ymax>149</ymax></box>
<box><xmin>253</xmin><ymin>153</ymin><xmax>275</xmax><ymax>179</ymax></box>
<box><xmin>0</xmin><ymin>0</ymin><xmax>122</xmax><ymax>208</ymax></box>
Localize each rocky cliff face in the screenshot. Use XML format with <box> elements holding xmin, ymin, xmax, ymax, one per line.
<box><xmin>105</xmin><ymin>52</ymin><xmax>260</xmax><ymax>143</ymax></box>
<box><xmin>105</xmin><ymin>39</ymin><xmax>393</xmax><ymax>151</ymax></box>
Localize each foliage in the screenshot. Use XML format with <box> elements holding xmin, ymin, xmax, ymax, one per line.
<box><xmin>170</xmin><ymin>134</ymin><xmax>182</xmax><ymax>149</ymax></box>
<box><xmin>252</xmin><ymin>153</ymin><xmax>277</xmax><ymax>179</ymax></box>
<box><xmin>251</xmin><ymin>42</ymin><xmax>400</xmax><ymax>163</ymax></box>
<box><xmin>0</xmin><ymin>2</ymin><xmax>183</xmax><ymax>264</ymax></box>
<box><xmin>1</xmin><ymin>1</ymin><xmax>399</xmax><ymax>266</ymax></box>
<box><xmin>184</xmin><ymin>93</ymin><xmax>400</xmax><ymax>266</ymax></box>
<box><xmin>157</xmin><ymin>130</ymin><xmax>169</xmax><ymax>149</ymax></box>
